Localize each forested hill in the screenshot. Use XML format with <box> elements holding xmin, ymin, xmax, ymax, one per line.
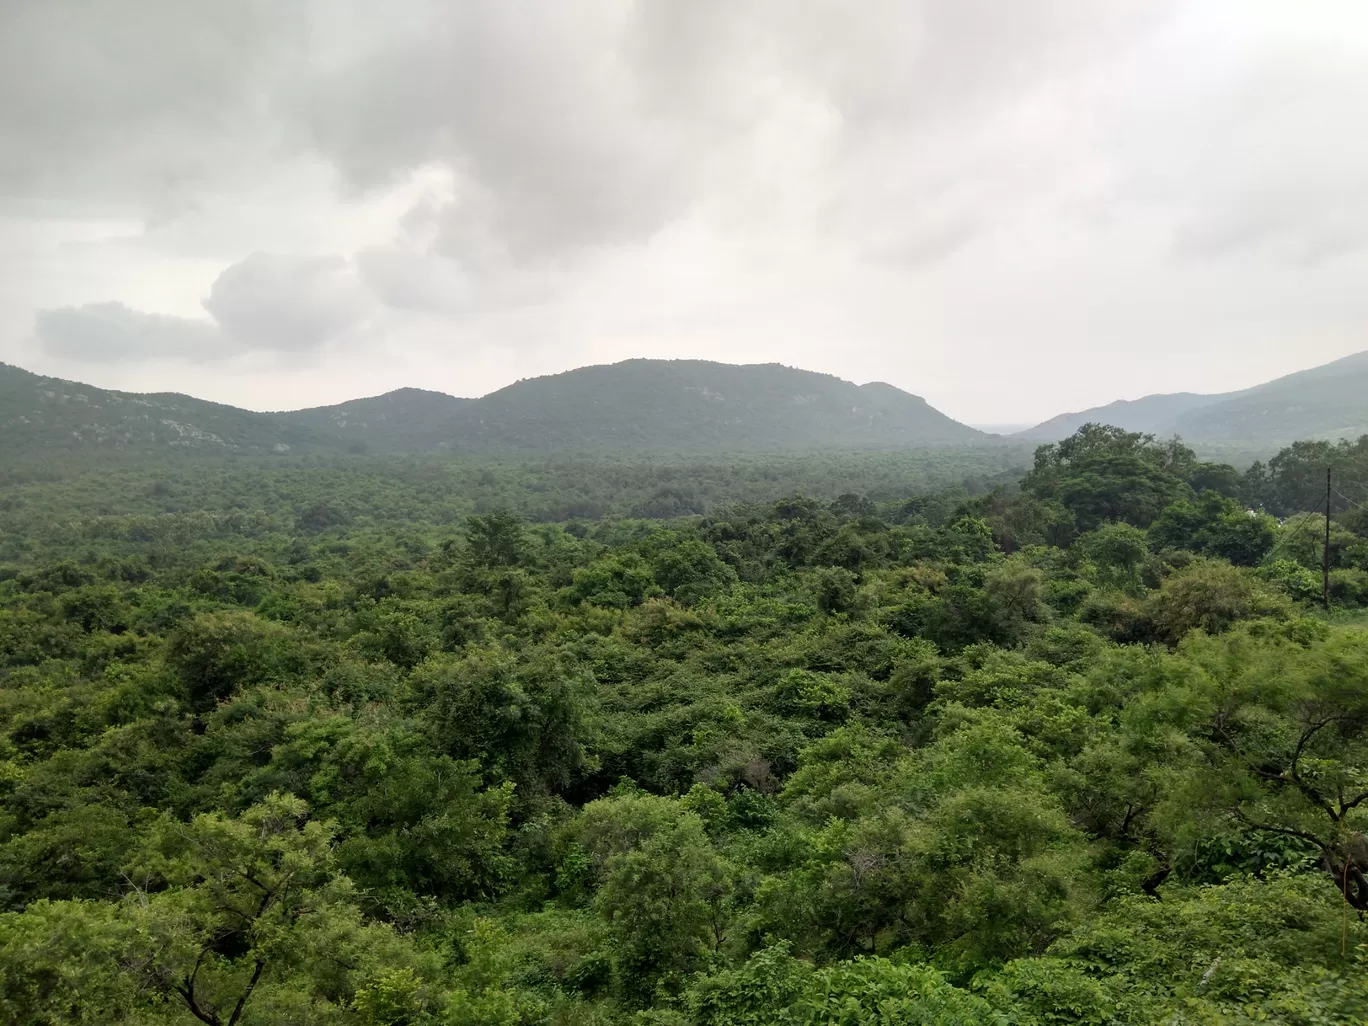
<box><xmin>1</xmin><ymin>359</ymin><xmax>987</xmax><ymax>460</ymax></box>
<box><xmin>278</xmin><ymin>386</ymin><xmax>473</xmax><ymax>453</ymax></box>
<box><xmin>376</xmin><ymin>360</ymin><xmax>988</xmax><ymax>451</ymax></box>
<box><xmin>1017</xmin><ymin>349</ymin><xmax>1368</xmax><ymax>443</ymax></box>
<box><xmin>269</xmin><ymin>360</ymin><xmax>992</xmax><ymax>452</ymax></box>
<box><xmin>1015</xmin><ymin>391</ymin><xmax>1243</xmax><ymax>442</ymax></box>
<box><xmin>0</xmin><ymin>361</ymin><xmax>334</xmax><ymax>455</ymax></box>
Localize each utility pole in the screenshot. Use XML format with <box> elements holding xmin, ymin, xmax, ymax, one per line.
<box><xmin>1324</xmin><ymin>467</ymin><xmax>1332</xmax><ymax>610</ymax></box>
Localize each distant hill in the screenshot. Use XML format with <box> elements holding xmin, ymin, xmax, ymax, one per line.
<box><xmin>1171</xmin><ymin>351</ymin><xmax>1368</xmax><ymax>442</ymax></box>
<box><xmin>0</xmin><ymin>359</ymin><xmax>987</xmax><ymax>462</ymax></box>
<box><xmin>0</xmin><ymin>362</ymin><xmax>332</xmax><ymax>457</ymax></box>
<box><xmin>280</xmin><ymin>387</ymin><xmax>472</xmax><ymax>452</ymax></box>
<box><xmin>387</xmin><ymin>360</ymin><xmax>988</xmax><ymax>452</ymax></box>
<box><xmin>1017</xmin><ymin>351</ymin><xmax>1368</xmax><ymax>444</ymax></box>
<box><xmin>1015</xmin><ymin>392</ymin><xmax>1239</xmax><ymax>442</ymax></box>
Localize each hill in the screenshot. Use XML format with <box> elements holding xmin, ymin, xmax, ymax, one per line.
<box><xmin>1171</xmin><ymin>350</ymin><xmax>1368</xmax><ymax>442</ymax></box>
<box><xmin>411</xmin><ymin>360</ymin><xmax>987</xmax><ymax>452</ymax></box>
<box><xmin>0</xmin><ymin>362</ymin><xmax>332</xmax><ymax>457</ymax></box>
<box><xmin>0</xmin><ymin>359</ymin><xmax>987</xmax><ymax>462</ymax></box>
<box><xmin>1015</xmin><ymin>391</ymin><xmax>1240</xmax><ymax>442</ymax></box>
<box><xmin>279</xmin><ymin>387</ymin><xmax>472</xmax><ymax>452</ymax></box>
<box><xmin>1017</xmin><ymin>350</ymin><xmax>1368</xmax><ymax>444</ymax></box>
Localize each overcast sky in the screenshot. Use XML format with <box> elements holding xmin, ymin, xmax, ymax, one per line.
<box><xmin>4</xmin><ymin>1</ymin><xmax>1368</xmax><ymax>424</ymax></box>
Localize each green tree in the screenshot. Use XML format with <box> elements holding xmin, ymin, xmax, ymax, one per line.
<box><xmin>567</xmin><ymin>553</ymin><xmax>660</xmax><ymax>608</ymax></box>
<box><xmin>0</xmin><ymin>793</ymin><xmax>427</xmax><ymax>1026</ymax></box>
<box><xmin>464</xmin><ymin>509</ymin><xmax>525</xmax><ymax>568</ymax></box>
<box><xmin>411</xmin><ymin>650</ymin><xmax>589</xmax><ymax>795</ymax></box>
<box><xmin>791</xmin><ymin>958</ymin><xmax>1008</xmax><ymax>1026</ymax></box>
<box><xmin>650</xmin><ymin>537</ymin><xmax>737</xmax><ymax>604</ymax></box>
<box><xmin>1024</xmin><ymin>424</ymin><xmax>1194</xmax><ymax>531</ymax></box>
<box><xmin>254</xmin><ymin>716</ymin><xmax>514</xmax><ymax>902</ymax></box>
<box><xmin>572</xmin><ymin>792</ymin><xmax>732</xmax><ymax>1001</ymax></box>
<box><xmin>1147</xmin><ymin>627</ymin><xmax>1368</xmax><ymax>909</ymax></box>
<box><xmin>1150</xmin><ymin>491</ymin><xmax>1276</xmax><ymax>566</ymax></box>
<box><xmin>1146</xmin><ymin>559</ymin><xmax>1286</xmax><ymax>645</ymax></box>
<box><xmin>166</xmin><ymin>611</ymin><xmax>307</xmax><ymax>712</ymax></box>
<box><xmin>1077</xmin><ymin>522</ymin><xmax>1153</xmax><ymax>594</ymax></box>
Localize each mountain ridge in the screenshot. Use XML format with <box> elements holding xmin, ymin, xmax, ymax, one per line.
<box><xmin>0</xmin><ymin>358</ymin><xmax>988</xmax><ymax>460</ymax></box>
<box><xmin>1015</xmin><ymin>350</ymin><xmax>1368</xmax><ymax>444</ymax></box>
<box><xmin>9</xmin><ymin>347</ymin><xmax>1368</xmax><ymax>464</ymax></box>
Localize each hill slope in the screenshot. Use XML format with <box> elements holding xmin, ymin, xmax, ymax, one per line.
<box><xmin>423</xmin><ymin>360</ymin><xmax>986</xmax><ymax>452</ymax></box>
<box><xmin>1</xmin><ymin>359</ymin><xmax>986</xmax><ymax>462</ymax></box>
<box><xmin>1170</xmin><ymin>351</ymin><xmax>1368</xmax><ymax>442</ymax></box>
<box><xmin>1018</xmin><ymin>350</ymin><xmax>1368</xmax><ymax>444</ymax></box>
<box><xmin>0</xmin><ymin>362</ymin><xmax>332</xmax><ymax>457</ymax></box>
<box><xmin>1015</xmin><ymin>391</ymin><xmax>1239</xmax><ymax>441</ymax></box>
<box><xmin>280</xmin><ymin>388</ymin><xmax>472</xmax><ymax>452</ymax></box>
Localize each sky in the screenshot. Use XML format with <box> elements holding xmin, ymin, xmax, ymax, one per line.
<box><xmin>4</xmin><ymin>0</ymin><xmax>1368</xmax><ymax>425</ymax></box>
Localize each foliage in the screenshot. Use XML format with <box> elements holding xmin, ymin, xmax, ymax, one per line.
<box><xmin>0</xmin><ymin>423</ymin><xmax>1365</xmax><ymax>1024</ymax></box>
<box><xmin>1023</xmin><ymin>424</ymin><xmax>1197</xmax><ymax>531</ymax></box>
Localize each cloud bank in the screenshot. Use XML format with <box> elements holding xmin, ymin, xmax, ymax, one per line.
<box><xmin>6</xmin><ymin>0</ymin><xmax>1368</xmax><ymax>422</ymax></box>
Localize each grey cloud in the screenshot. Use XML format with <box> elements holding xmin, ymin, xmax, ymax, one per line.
<box><xmin>626</xmin><ymin>0</ymin><xmax>1163</xmax><ymax>133</ymax></box>
<box><xmin>0</xmin><ymin>0</ymin><xmax>1186</xmax><ymax>272</ymax></box>
<box><xmin>1107</xmin><ymin>25</ymin><xmax>1368</xmax><ymax>266</ymax></box>
<box><xmin>35</xmin><ymin>302</ymin><xmax>231</xmax><ymax>363</ymax></box>
<box><xmin>355</xmin><ymin>245</ymin><xmax>471</xmax><ymax>315</ymax></box>
<box><xmin>202</xmin><ymin>253</ymin><xmax>373</xmax><ymax>351</ymax></box>
<box><xmin>189</xmin><ymin>0</ymin><xmax>1154</xmax><ymax>301</ymax></box>
<box><xmin>0</xmin><ymin>0</ymin><xmax>302</xmax><ymax>215</ymax></box>
<box><xmin>11</xmin><ymin>1</ymin><xmax>1368</xmax><ymax>424</ymax></box>
<box><xmin>35</xmin><ymin>252</ymin><xmax>374</xmax><ymax>365</ymax></box>
<box><xmin>296</xmin><ymin>2</ymin><xmax>687</xmax><ymax>262</ymax></box>
<box><xmin>294</xmin><ymin>2</ymin><xmax>1163</xmax><ymax>265</ymax></box>
<box><xmin>864</xmin><ymin>213</ymin><xmax>980</xmax><ymax>267</ymax></box>
<box><xmin>1</xmin><ymin>0</ymin><xmax>1344</xmax><ymax>281</ymax></box>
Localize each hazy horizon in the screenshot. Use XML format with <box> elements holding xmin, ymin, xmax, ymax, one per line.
<box><xmin>5</xmin><ymin>1</ymin><xmax>1368</xmax><ymax>424</ymax></box>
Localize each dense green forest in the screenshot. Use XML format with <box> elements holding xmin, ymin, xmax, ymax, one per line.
<box><xmin>3</xmin><ymin>425</ymin><xmax>1368</xmax><ymax>1025</ymax></box>
<box><xmin>0</xmin><ymin>449</ymin><xmax>1027</xmax><ymax>557</ymax></box>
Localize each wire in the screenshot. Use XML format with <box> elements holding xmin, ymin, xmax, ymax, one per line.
<box><xmin>1334</xmin><ymin>470</ymin><xmax>1368</xmax><ymax>492</ymax></box>
<box><xmin>1261</xmin><ymin>510</ymin><xmax>1322</xmax><ymax>564</ymax></box>
<box><xmin>1332</xmin><ymin>487</ymin><xmax>1368</xmax><ymax>513</ymax></box>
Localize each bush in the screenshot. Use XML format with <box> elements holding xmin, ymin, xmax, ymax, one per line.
<box><xmin>1258</xmin><ymin>558</ymin><xmax>1323</xmax><ymax>603</ymax></box>
<box><xmin>166</xmin><ymin>610</ymin><xmax>308</xmax><ymax>710</ymax></box>
<box><xmin>1146</xmin><ymin>560</ymin><xmax>1286</xmax><ymax>645</ymax></box>
<box><xmin>1328</xmin><ymin>568</ymin><xmax>1368</xmax><ymax>607</ymax></box>
<box><xmin>1077</xmin><ymin>590</ymin><xmax>1152</xmax><ymax>645</ymax></box>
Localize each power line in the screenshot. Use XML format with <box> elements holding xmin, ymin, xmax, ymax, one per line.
<box><xmin>1332</xmin><ymin>486</ymin><xmax>1368</xmax><ymax>513</ymax></box>
<box><xmin>1329</xmin><ymin>473</ymin><xmax>1368</xmax><ymax>495</ymax></box>
<box><xmin>1262</xmin><ymin>509</ymin><xmax>1323</xmax><ymax>564</ymax></box>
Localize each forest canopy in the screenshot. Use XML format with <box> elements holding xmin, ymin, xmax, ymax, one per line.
<box><xmin>2</xmin><ymin>426</ymin><xmax>1368</xmax><ymax>1025</ymax></box>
